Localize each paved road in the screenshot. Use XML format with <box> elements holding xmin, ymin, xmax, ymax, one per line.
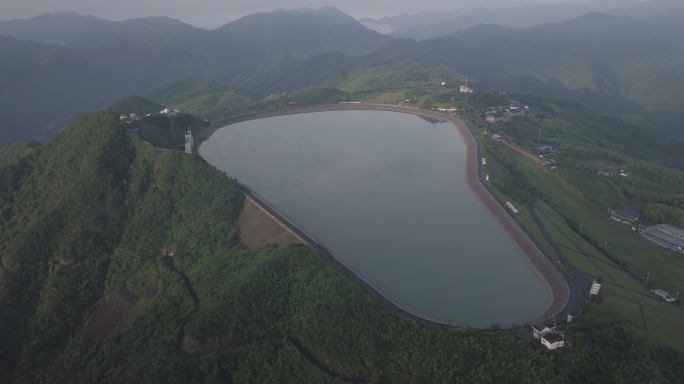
<box><xmin>528</xmin><ymin>199</ymin><xmax>593</xmax><ymax>320</ymax></box>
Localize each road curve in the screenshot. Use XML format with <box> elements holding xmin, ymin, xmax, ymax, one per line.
<box><xmin>200</xmin><ymin>103</ymin><xmax>571</xmax><ymax>326</ymax></box>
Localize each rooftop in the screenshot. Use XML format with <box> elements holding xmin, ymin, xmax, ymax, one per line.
<box><xmin>542</xmin><ymin>333</ymin><xmax>565</xmax><ymax>343</ymax></box>
<box><xmin>610</xmin><ymin>207</ymin><xmax>639</xmax><ymax>221</ymax></box>
<box><xmin>643</xmin><ymin>224</ymin><xmax>684</xmax><ymax>251</ymax></box>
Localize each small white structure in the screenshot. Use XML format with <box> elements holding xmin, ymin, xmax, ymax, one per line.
<box><xmin>184</xmin><ymin>130</ymin><xmax>194</xmax><ymax>154</ymax></box>
<box><xmin>532</xmin><ymin>325</ymin><xmax>566</xmax><ymax>351</ymax></box>
<box><xmin>437</xmin><ymin>107</ymin><xmax>458</xmax><ymax>113</ymax></box>
<box><xmin>482</xmin><ymin>157</ymin><xmax>487</xmax><ymax>166</ymax></box>
<box><xmin>589</xmin><ymin>279</ymin><xmax>602</xmax><ymax>296</ymax></box>
<box><xmin>566</xmin><ymin>314</ymin><xmax>575</xmax><ymax>322</ymax></box>
<box><xmin>505</xmin><ymin>202</ymin><xmax>519</xmax><ymax>215</ymax></box>
<box><xmin>532</xmin><ymin>325</ymin><xmax>552</xmax><ymax>339</ymax></box>
<box><xmin>161</xmin><ymin>107</ymin><xmax>179</xmax><ymax>116</ymax></box>
<box><xmin>459</xmin><ymin>77</ymin><xmax>474</xmax><ymax>94</ymax></box>
<box><xmin>541</xmin><ymin>333</ymin><xmax>566</xmax><ymax>350</ymax></box>
<box><xmin>491</xmin><ymin>133</ymin><xmax>502</xmax><ymax>142</ymax></box>
<box><xmin>652</xmin><ymin>289</ymin><xmax>678</xmax><ymax>303</ymax></box>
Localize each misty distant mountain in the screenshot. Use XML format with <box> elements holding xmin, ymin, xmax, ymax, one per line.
<box><xmin>214</xmin><ymin>7</ymin><xmax>390</xmax><ymax>58</ymax></box>
<box><xmin>0</xmin><ymin>12</ymin><xmax>117</xmax><ymax>45</ymax></box>
<box><xmin>0</xmin><ymin>7</ymin><xmax>390</xmax><ymax>146</ymax></box>
<box><xmin>365</xmin><ymin>10</ymin><xmax>684</xmax><ymax>113</ymax></box>
<box><xmin>361</xmin><ymin>0</ymin><xmax>683</xmax><ymax>39</ymax></box>
<box><xmin>0</xmin><ymin>35</ymin><xmax>119</xmax><ymax>145</ymax></box>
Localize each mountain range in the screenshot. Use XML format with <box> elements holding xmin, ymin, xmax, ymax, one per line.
<box><xmin>0</xmin><ymin>7</ymin><xmax>389</xmax><ymax>146</ymax></box>
<box><xmin>381</xmin><ymin>10</ymin><xmax>684</xmax><ymax>114</ymax></box>
<box><xmin>360</xmin><ymin>0</ymin><xmax>684</xmax><ymax>39</ymax></box>
<box><xmin>2</xmin><ymin>4</ymin><xmax>684</xmax><ymax>147</ymax></box>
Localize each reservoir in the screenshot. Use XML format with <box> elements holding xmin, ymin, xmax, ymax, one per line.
<box><xmin>200</xmin><ymin>109</ymin><xmax>550</xmax><ymax>326</ymax></box>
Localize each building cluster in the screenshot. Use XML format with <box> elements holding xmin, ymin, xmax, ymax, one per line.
<box><xmin>118</xmin><ymin>113</ymin><xmax>141</xmax><ymax>123</ymax></box>
<box><xmin>527</xmin><ymin>279</ymin><xmax>606</xmax><ymax>352</ymax></box>
<box><xmin>536</xmin><ymin>154</ymin><xmax>557</xmax><ymax>169</ymax></box>
<box><xmin>485</xmin><ymin>103</ymin><xmax>529</xmax><ymax>125</ymax></box>
<box><xmin>598</xmin><ymin>168</ymin><xmax>630</xmax><ymax>178</ymax></box>
<box><xmin>160</xmin><ymin>107</ymin><xmax>180</xmax><ymax>117</ymax></box>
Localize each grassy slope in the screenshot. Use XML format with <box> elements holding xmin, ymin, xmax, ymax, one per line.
<box><xmin>1</xmin><ymin>112</ymin><xmax>682</xmax><ymax>382</ymax></box>
<box><xmin>468</xmin><ymin>98</ymin><xmax>684</xmax><ymax>349</ymax></box>
<box><xmin>151</xmin><ymin>63</ymin><xmax>468</xmax><ymax>124</ymax></box>
<box><xmin>151</xmin><ymin>78</ymin><xmax>256</xmax><ymax>119</ymax></box>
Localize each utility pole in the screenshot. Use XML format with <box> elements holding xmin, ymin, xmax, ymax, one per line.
<box><xmin>537</xmin><ymin>125</ymin><xmax>541</xmax><ymax>146</ymax></box>
<box><xmin>646</xmin><ymin>272</ymin><xmax>650</xmax><ymax>284</ymax></box>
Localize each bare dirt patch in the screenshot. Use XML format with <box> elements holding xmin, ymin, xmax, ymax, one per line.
<box><xmin>84</xmin><ymin>289</ymin><xmax>138</xmax><ymax>340</ymax></box>
<box><xmin>237</xmin><ymin>198</ymin><xmax>302</xmax><ymax>248</ymax></box>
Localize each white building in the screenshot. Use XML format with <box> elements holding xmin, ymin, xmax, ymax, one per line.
<box><xmin>589</xmin><ymin>280</ymin><xmax>602</xmax><ymax>296</ymax></box>
<box><xmin>505</xmin><ymin>202</ymin><xmax>519</xmax><ymax>215</ymax></box>
<box><xmin>652</xmin><ymin>289</ymin><xmax>678</xmax><ymax>303</ymax></box>
<box><xmin>161</xmin><ymin>107</ymin><xmax>180</xmax><ymax>116</ymax></box>
<box><xmin>541</xmin><ymin>333</ymin><xmax>565</xmax><ymax>350</ymax></box>
<box><xmin>184</xmin><ymin>130</ymin><xmax>194</xmax><ymax>154</ymax></box>
<box><xmin>532</xmin><ymin>325</ymin><xmax>566</xmax><ymax>351</ymax></box>
<box><xmin>459</xmin><ymin>77</ymin><xmax>474</xmax><ymax>94</ymax></box>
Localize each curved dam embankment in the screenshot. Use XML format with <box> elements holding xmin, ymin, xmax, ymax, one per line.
<box><xmin>200</xmin><ymin>103</ymin><xmax>570</xmax><ymax>325</ymax></box>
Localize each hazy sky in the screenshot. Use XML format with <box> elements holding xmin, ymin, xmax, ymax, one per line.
<box><xmin>1</xmin><ymin>0</ymin><xmax>635</xmax><ymax>27</ymax></box>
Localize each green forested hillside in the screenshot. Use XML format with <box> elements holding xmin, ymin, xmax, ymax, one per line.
<box><xmin>107</xmin><ymin>96</ymin><xmax>163</xmax><ymax>116</ymax></box>
<box><xmin>0</xmin><ymin>112</ymin><xmax>683</xmax><ymax>383</ymax></box>
<box><xmin>151</xmin><ymin>79</ymin><xmax>257</xmax><ymax>119</ymax></box>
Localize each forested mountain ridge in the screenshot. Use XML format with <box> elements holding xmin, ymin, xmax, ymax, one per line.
<box><xmin>0</xmin><ymin>8</ymin><xmax>390</xmax><ymax>147</ymax></box>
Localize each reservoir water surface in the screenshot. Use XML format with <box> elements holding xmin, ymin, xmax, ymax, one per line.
<box><xmin>200</xmin><ymin>110</ymin><xmax>549</xmax><ymax>326</ymax></box>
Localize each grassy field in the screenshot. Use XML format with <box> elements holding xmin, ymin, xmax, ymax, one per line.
<box><xmin>474</xmin><ymin>118</ymin><xmax>684</xmax><ymax>349</ymax></box>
